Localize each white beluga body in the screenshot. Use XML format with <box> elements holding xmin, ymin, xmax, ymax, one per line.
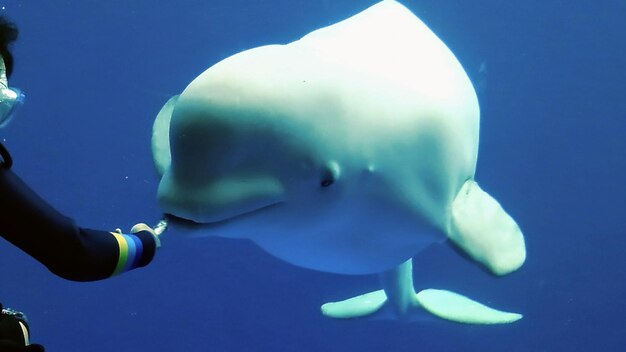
<box><xmin>152</xmin><ymin>0</ymin><xmax>526</xmax><ymax>324</ymax></box>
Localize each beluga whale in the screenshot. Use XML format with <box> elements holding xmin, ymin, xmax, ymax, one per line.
<box><xmin>151</xmin><ymin>0</ymin><xmax>526</xmax><ymax>324</ymax></box>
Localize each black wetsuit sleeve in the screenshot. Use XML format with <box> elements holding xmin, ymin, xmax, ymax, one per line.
<box><xmin>0</xmin><ymin>156</ymin><xmax>156</xmax><ymax>281</ymax></box>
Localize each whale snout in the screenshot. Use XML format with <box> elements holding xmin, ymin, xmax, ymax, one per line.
<box><xmin>157</xmin><ymin>170</ymin><xmax>285</xmax><ymax>223</ymax></box>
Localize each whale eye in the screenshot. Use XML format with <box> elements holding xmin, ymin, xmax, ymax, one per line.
<box><xmin>320</xmin><ymin>167</ymin><xmax>334</xmax><ymax>187</ymax></box>
<box><xmin>320</xmin><ymin>161</ymin><xmax>340</xmax><ymax>188</ymax></box>
<box><xmin>320</xmin><ymin>177</ymin><xmax>334</xmax><ymax>187</ymax></box>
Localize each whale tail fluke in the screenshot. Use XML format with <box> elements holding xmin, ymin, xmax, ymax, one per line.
<box><xmin>321</xmin><ymin>259</ymin><xmax>522</xmax><ymax>324</ymax></box>
<box><xmin>321</xmin><ymin>288</ymin><xmax>522</xmax><ymax>324</ymax></box>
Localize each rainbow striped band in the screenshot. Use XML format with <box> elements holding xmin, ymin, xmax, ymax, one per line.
<box><xmin>110</xmin><ymin>232</ymin><xmax>145</xmax><ymax>276</ymax></box>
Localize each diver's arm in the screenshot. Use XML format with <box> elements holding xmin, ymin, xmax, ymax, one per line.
<box><xmin>0</xmin><ymin>161</ymin><xmax>157</xmax><ymax>281</ymax></box>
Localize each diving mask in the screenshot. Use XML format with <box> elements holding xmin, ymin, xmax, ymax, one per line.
<box><xmin>0</xmin><ymin>87</ymin><xmax>25</xmax><ymax>127</ymax></box>
<box><xmin>0</xmin><ymin>57</ymin><xmax>25</xmax><ymax>128</ymax></box>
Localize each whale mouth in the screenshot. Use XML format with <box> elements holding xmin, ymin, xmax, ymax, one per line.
<box><xmin>164</xmin><ymin>201</ymin><xmax>283</xmax><ymax>229</ymax></box>
<box><xmin>157</xmin><ymin>172</ymin><xmax>286</xmax><ymax>229</ymax></box>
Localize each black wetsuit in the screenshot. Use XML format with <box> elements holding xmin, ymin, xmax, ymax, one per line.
<box><xmin>0</xmin><ymin>142</ymin><xmax>157</xmax><ymax>281</ymax></box>
<box><xmin>0</xmin><ymin>142</ymin><xmax>157</xmax><ymax>350</ymax></box>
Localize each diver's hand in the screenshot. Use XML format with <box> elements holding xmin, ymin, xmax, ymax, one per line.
<box><xmin>130</xmin><ymin>220</ymin><xmax>168</xmax><ymax>248</ymax></box>
<box><xmin>114</xmin><ymin>220</ymin><xmax>166</xmax><ymax>248</ymax></box>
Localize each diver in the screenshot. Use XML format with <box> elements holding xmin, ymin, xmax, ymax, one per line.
<box><xmin>0</xmin><ymin>15</ymin><xmax>165</xmax><ymax>351</ymax></box>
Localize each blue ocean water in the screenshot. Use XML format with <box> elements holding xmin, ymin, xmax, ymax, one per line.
<box><xmin>0</xmin><ymin>0</ymin><xmax>624</xmax><ymax>351</ymax></box>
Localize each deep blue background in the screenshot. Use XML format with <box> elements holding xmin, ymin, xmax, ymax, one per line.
<box><xmin>1</xmin><ymin>1</ymin><xmax>625</xmax><ymax>351</ymax></box>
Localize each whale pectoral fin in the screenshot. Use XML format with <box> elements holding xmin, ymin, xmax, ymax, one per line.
<box><xmin>152</xmin><ymin>95</ymin><xmax>179</xmax><ymax>176</ymax></box>
<box><xmin>416</xmin><ymin>289</ymin><xmax>522</xmax><ymax>324</ymax></box>
<box><xmin>321</xmin><ymin>290</ymin><xmax>387</xmax><ymax>319</ymax></box>
<box><xmin>448</xmin><ymin>179</ymin><xmax>526</xmax><ymax>275</ymax></box>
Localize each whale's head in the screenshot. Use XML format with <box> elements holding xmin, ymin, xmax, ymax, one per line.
<box><xmin>151</xmin><ymin>53</ymin><xmax>450</xmax><ymax>274</ymax></box>
<box><xmin>154</xmin><ymin>71</ymin><xmax>426</xmax><ymax>239</ymax></box>
<box><xmin>150</xmin><ymin>0</ymin><xmax>482</xmax><ymax>274</ymax></box>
